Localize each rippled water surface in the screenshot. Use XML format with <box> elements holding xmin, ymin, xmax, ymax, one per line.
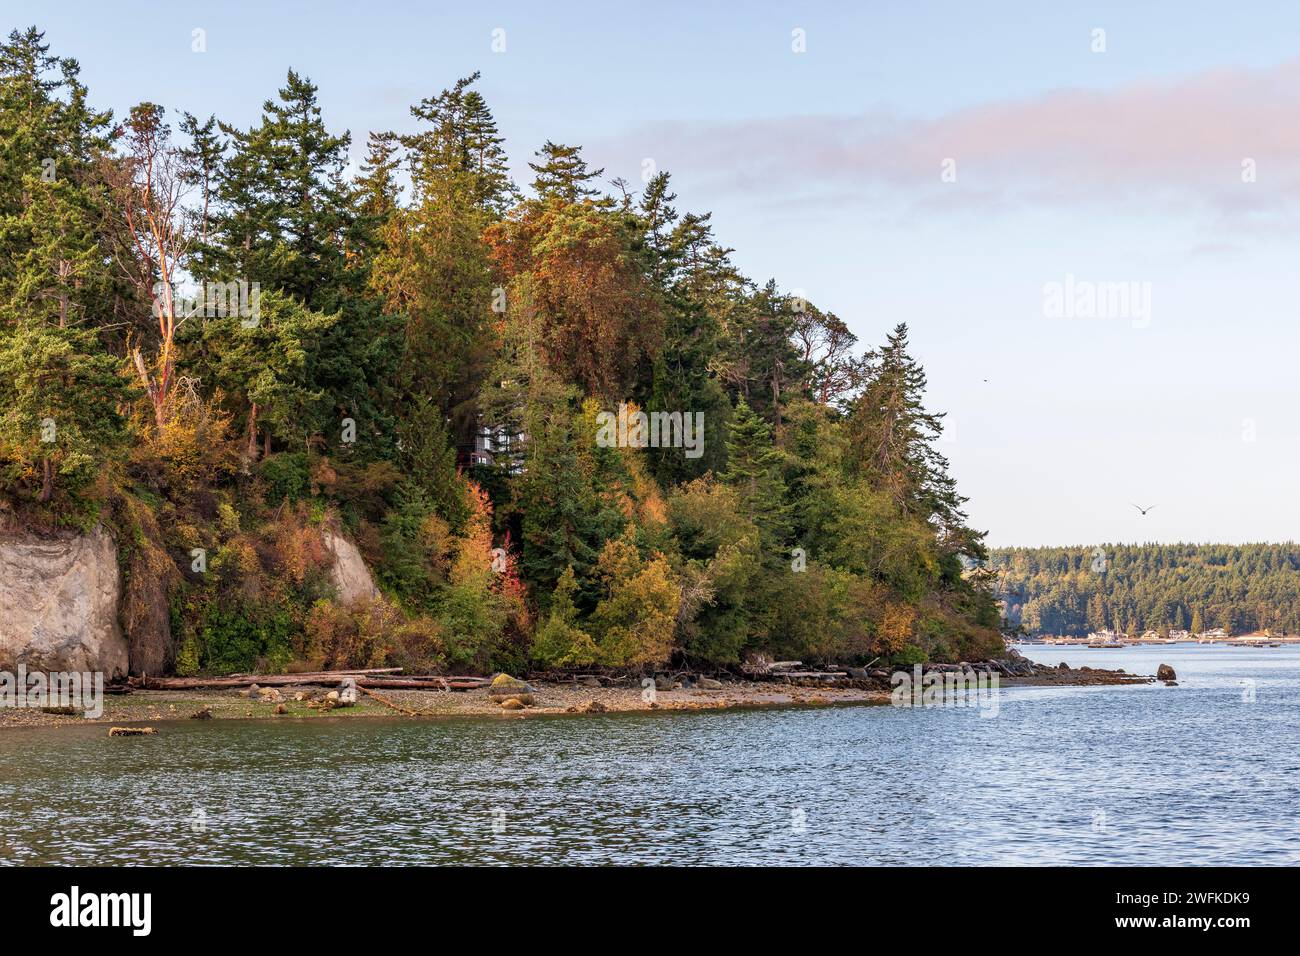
<box><xmin>2</xmin><ymin>644</ymin><xmax>1298</xmax><ymax>865</ymax></box>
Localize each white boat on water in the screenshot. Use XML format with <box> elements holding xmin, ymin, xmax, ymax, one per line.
<box><xmin>1086</xmin><ymin>630</ymin><xmax>1128</xmax><ymax>648</ymax></box>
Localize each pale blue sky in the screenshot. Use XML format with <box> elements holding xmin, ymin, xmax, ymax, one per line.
<box><xmin>11</xmin><ymin>1</ymin><xmax>1300</xmax><ymax>546</ymax></box>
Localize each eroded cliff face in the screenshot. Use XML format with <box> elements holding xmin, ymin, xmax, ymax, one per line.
<box><xmin>0</xmin><ymin>526</ymin><xmax>129</xmax><ymax>678</ymax></box>
<box><xmin>322</xmin><ymin>530</ymin><xmax>379</xmax><ymax>605</ymax></box>
<box><xmin>0</xmin><ymin>524</ymin><xmax>380</xmax><ymax>678</ymax></box>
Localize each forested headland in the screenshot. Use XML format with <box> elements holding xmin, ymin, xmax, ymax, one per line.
<box><xmin>0</xmin><ymin>28</ymin><xmax>1001</xmax><ymax>677</ymax></box>
<box><xmin>992</xmin><ymin>543</ymin><xmax>1300</xmax><ymax>637</ymax></box>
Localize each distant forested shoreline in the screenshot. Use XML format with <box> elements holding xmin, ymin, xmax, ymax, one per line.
<box><xmin>992</xmin><ymin>543</ymin><xmax>1300</xmax><ymax>636</ymax></box>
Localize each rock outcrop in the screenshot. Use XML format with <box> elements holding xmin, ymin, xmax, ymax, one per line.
<box><xmin>1156</xmin><ymin>663</ymin><xmax>1176</xmax><ymax>681</ymax></box>
<box><xmin>0</xmin><ymin>525</ymin><xmax>129</xmax><ymax>678</ymax></box>
<box><xmin>322</xmin><ymin>530</ymin><xmax>379</xmax><ymax>605</ymax></box>
<box><xmin>488</xmin><ymin>673</ymin><xmax>536</xmax><ymax>698</ymax></box>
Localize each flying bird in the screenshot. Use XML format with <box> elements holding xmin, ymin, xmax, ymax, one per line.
<box><xmin>1131</xmin><ymin>503</ymin><xmax>1157</xmax><ymax>516</ymax></box>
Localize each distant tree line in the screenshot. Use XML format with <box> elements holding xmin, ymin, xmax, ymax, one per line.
<box><xmin>991</xmin><ymin>543</ymin><xmax>1300</xmax><ymax>636</ymax></box>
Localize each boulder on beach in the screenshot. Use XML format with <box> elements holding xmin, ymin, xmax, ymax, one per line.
<box><xmin>338</xmin><ymin>677</ymin><xmax>358</xmax><ymax>705</ymax></box>
<box><xmin>697</xmin><ymin>677</ymin><xmax>724</xmax><ymax>689</ymax></box>
<box><xmin>488</xmin><ymin>674</ymin><xmax>536</xmax><ymax>698</ymax></box>
<box><xmin>1156</xmin><ymin>663</ymin><xmax>1176</xmax><ymax>681</ymax></box>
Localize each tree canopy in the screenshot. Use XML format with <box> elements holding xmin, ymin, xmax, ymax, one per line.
<box><xmin>0</xmin><ymin>27</ymin><xmax>1002</xmax><ymax>674</ymax></box>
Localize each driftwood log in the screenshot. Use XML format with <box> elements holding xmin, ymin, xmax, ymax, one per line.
<box><xmin>129</xmin><ymin>670</ymin><xmax>491</xmax><ymax>692</ymax></box>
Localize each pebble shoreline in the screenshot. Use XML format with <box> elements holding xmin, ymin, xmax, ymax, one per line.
<box><xmin>0</xmin><ymin>662</ymin><xmax>1153</xmax><ymax>730</ymax></box>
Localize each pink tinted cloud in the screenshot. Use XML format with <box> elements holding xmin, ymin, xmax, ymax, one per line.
<box><xmin>600</xmin><ymin>59</ymin><xmax>1300</xmax><ymax>225</ymax></box>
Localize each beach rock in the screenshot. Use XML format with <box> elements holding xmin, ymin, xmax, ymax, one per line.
<box><xmin>579</xmin><ymin>675</ymin><xmax>602</xmax><ymax>688</ymax></box>
<box><xmin>190</xmin><ymin>707</ymin><xmax>213</xmax><ymax>720</ymax></box>
<box><xmin>654</xmin><ymin>676</ymin><xmax>674</xmax><ymax>692</ymax></box>
<box><xmin>338</xmin><ymin>677</ymin><xmax>358</xmax><ymax>705</ymax></box>
<box><xmin>1057</xmin><ymin>662</ymin><xmax>1070</xmax><ymax>670</ymax></box>
<box><xmin>697</xmin><ymin>677</ymin><xmax>724</xmax><ymax>690</ymax></box>
<box><xmin>0</xmin><ymin>525</ymin><xmax>128</xmax><ymax>678</ymax></box>
<box><xmin>1156</xmin><ymin>664</ymin><xmax>1176</xmax><ymax>681</ymax></box>
<box><xmin>239</xmin><ymin>683</ymin><xmax>259</xmax><ymax>698</ymax></box>
<box><xmin>846</xmin><ymin>667</ymin><xmax>869</xmax><ymax>679</ymax></box>
<box><xmin>488</xmin><ymin>674</ymin><xmax>536</xmax><ymax>698</ymax></box>
<box><xmin>274</xmin><ymin>703</ymin><xmax>287</xmax><ymax>714</ymax></box>
<box><xmin>258</xmin><ymin>687</ymin><xmax>283</xmax><ymax>702</ymax></box>
<box><xmin>325</xmin><ymin>690</ymin><xmax>340</xmax><ymax>702</ymax></box>
<box><xmin>499</xmin><ymin>692</ymin><xmax>534</xmax><ymax>707</ymax></box>
<box><xmin>580</xmin><ymin>700</ymin><xmax>607</xmax><ymax>713</ymax></box>
<box><xmin>500</xmin><ymin>697</ymin><xmax>526</xmax><ymax>710</ymax></box>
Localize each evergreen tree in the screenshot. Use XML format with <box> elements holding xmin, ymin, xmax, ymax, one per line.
<box><xmin>529</xmin><ymin>140</ymin><xmax>604</xmax><ymax>203</ymax></box>
<box><xmin>0</xmin><ymin>320</ymin><xmax>133</xmax><ymax>502</ymax></box>
<box><xmin>718</xmin><ymin>280</ymin><xmax>809</xmax><ymax>427</ymax></box>
<box><xmin>641</xmin><ymin>175</ymin><xmax>730</xmax><ymax>483</ymax></box>
<box><xmin>209</xmin><ymin>70</ymin><xmax>351</xmax><ymax>311</ymax></box>
<box><xmin>0</xmin><ymin>27</ymin><xmax>116</xmax><ymax>335</ymax></box>
<box><xmin>515</xmin><ymin>405</ymin><xmax>625</xmax><ymax>610</ymax></box>
<box><xmin>177</xmin><ymin>111</ymin><xmax>224</xmax><ymax>266</ymax></box>
<box><xmin>847</xmin><ymin>323</ymin><xmax>972</xmax><ymax>543</ymax></box>
<box><xmin>722</xmin><ymin>397</ymin><xmax>790</xmax><ymax>555</ymax></box>
<box><xmin>369</xmin><ymin>74</ymin><xmax>506</xmax><ymax>444</ymax></box>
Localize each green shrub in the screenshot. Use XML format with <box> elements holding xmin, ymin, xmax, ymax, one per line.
<box><xmin>175</xmin><ymin>636</ymin><xmax>201</xmax><ymax>677</ymax></box>
<box><xmin>890</xmin><ymin>644</ymin><xmax>929</xmax><ymax>667</ymax></box>
<box><xmin>259</xmin><ymin>452</ymin><xmax>311</xmax><ymax>504</ymax></box>
<box><xmin>198</xmin><ymin>603</ymin><xmax>295</xmax><ymax>674</ymax></box>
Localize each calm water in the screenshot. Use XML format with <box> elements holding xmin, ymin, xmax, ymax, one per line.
<box><xmin>1</xmin><ymin>644</ymin><xmax>1297</xmax><ymax>866</ymax></box>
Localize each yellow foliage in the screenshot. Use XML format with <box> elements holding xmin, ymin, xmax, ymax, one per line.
<box><xmin>879</xmin><ymin>602</ymin><xmax>917</xmax><ymax>654</ymax></box>
<box><xmin>592</xmin><ymin>542</ymin><xmax>681</xmax><ymax>667</ymax></box>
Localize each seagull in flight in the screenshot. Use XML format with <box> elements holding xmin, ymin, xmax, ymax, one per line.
<box><xmin>1131</xmin><ymin>503</ymin><xmax>1157</xmax><ymax>516</ymax></box>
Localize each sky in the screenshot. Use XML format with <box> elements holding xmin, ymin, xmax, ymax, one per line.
<box><xmin>9</xmin><ymin>0</ymin><xmax>1300</xmax><ymax>547</ymax></box>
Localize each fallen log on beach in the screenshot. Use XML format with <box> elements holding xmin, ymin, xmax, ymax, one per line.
<box><xmin>776</xmin><ymin>671</ymin><xmax>849</xmax><ymax>680</ymax></box>
<box><xmin>225</xmin><ymin>667</ymin><xmax>404</xmax><ymax>679</ymax></box>
<box><xmin>354</xmin><ymin>677</ymin><xmax>490</xmax><ymax>691</ymax></box>
<box><xmin>128</xmin><ymin>671</ymin><xmax>491</xmax><ymax>692</ymax></box>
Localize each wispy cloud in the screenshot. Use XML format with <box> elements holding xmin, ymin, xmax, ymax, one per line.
<box><xmin>597</xmin><ymin>59</ymin><xmax>1300</xmax><ymax>231</ymax></box>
